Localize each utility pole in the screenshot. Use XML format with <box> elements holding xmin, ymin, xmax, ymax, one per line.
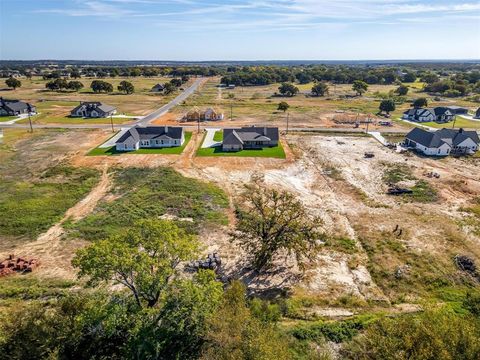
<box><xmin>197</xmin><ymin>116</ymin><xmax>200</xmax><ymax>133</ymax></box>
<box><xmin>286</xmin><ymin>112</ymin><xmax>289</xmax><ymax>134</ymax></box>
<box><xmin>110</xmin><ymin>115</ymin><xmax>114</xmax><ymax>132</ymax></box>
<box><xmin>28</xmin><ymin>113</ymin><xmax>33</xmax><ymax>133</ymax></box>
<box><xmin>365</xmin><ymin>115</ymin><xmax>370</xmax><ymax>134</ymax></box>
<box><xmin>27</xmin><ymin>104</ymin><xmax>33</xmax><ymax>133</ymax></box>
<box><xmin>452</xmin><ymin>115</ymin><xmax>457</xmax><ymax>129</ymax></box>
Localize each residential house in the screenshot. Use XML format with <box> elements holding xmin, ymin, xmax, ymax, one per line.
<box><xmin>0</xmin><ymin>98</ymin><xmax>36</xmax><ymax>116</ymax></box>
<box><xmin>402</xmin><ymin>107</ymin><xmax>454</xmax><ymax>123</ymax></box>
<box><xmin>405</xmin><ymin>127</ymin><xmax>479</xmax><ymax>156</ymax></box>
<box><xmin>70</xmin><ymin>102</ymin><xmax>116</xmax><ymax>118</ymax></box>
<box><xmin>444</xmin><ymin>106</ymin><xmax>469</xmax><ymax>115</ymax></box>
<box><xmin>115</xmin><ymin>126</ymin><xmax>184</xmax><ymax>151</ymax></box>
<box><xmin>151</xmin><ymin>84</ymin><xmax>165</xmax><ymax>93</ymax></box>
<box><xmin>433</xmin><ymin>107</ymin><xmax>455</xmax><ymax>123</ymax></box>
<box><xmin>203</xmin><ymin>107</ymin><xmax>224</xmax><ymax>121</ymax></box>
<box><xmin>403</xmin><ymin>108</ymin><xmax>436</xmax><ymax>122</ymax></box>
<box><xmin>184</xmin><ymin>107</ymin><xmax>224</xmax><ymax>122</ymax></box>
<box><xmin>475</xmin><ymin>108</ymin><xmax>480</xmax><ymax>119</ymax></box>
<box><xmin>222</xmin><ymin>126</ymin><xmax>279</xmax><ymax>151</ymax></box>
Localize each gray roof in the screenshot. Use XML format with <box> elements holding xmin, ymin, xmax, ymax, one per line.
<box><xmin>406</xmin><ymin>127</ymin><xmax>480</xmax><ymax>148</ymax></box>
<box><xmin>0</xmin><ymin>98</ymin><xmax>33</xmax><ymax>112</ymax></box>
<box><xmin>223</xmin><ymin>126</ymin><xmax>279</xmax><ymax>146</ymax></box>
<box><xmin>71</xmin><ymin>102</ymin><xmax>116</xmax><ymax>114</ymax></box>
<box><xmin>116</xmin><ymin>126</ymin><xmax>183</xmax><ymax>144</ymax></box>
<box><xmin>403</xmin><ymin>108</ymin><xmax>435</xmax><ymax>117</ymax></box>
<box><xmin>151</xmin><ymin>84</ymin><xmax>165</xmax><ymax>91</ymax></box>
<box><xmin>433</xmin><ymin>107</ymin><xmax>453</xmax><ymax>116</ymax></box>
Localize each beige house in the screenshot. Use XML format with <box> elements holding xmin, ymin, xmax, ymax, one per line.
<box><xmin>184</xmin><ymin>107</ymin><xmax>224</xmax><ymax>122</ymax></box>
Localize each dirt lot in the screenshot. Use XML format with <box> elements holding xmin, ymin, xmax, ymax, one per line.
<box><xmin>3</xmin><ymin>128</ymin><xmax>480</xmax><ymax>307</ymax></box>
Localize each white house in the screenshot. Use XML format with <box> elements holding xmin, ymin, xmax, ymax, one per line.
<box><xmin>115</xmin><ymin>126</ymin><xmax>185</xmax><ymax>152</ymax></box>
<box><xmin>405</xmin><ymin>127</ymin><xmax>480</xmax><ymax>156</ymax></box>
<box><xmin>71</xmin><ymin>102</ymin><xmax>116</xmax><ymax>118</ymax></box>
<box><xmin>402</xmin><ymin>107</ymin><xmax>455</xmax><ymax>123</ymax></box>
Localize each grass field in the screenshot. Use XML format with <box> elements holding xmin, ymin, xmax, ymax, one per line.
<box><xmin>65</xmin><ymin>167</ymin><xmax>229</xmax><ymax>240</ymax></box>
<box><xmin>0</xmin><ymin>165</ymin><xmax>99</xmax><ymax>238</ymax></box>
<box><xmin>422</xmin><ymin>117</ymin><xmax>480</xmax><ymax>130</ymax></box>
<box><xmin>1</xmin><ymin>76</ymin><xmax>188</xmax><ymax>124</ymax></box>
<box><xmin>169</xmin><ymin>78</ymin><xmax>480</xmax><ymax>132</ymax></box>
<box><xmin>88</xmin><ymin>131</ymin><xmax>192</xmax><ymax>155</ymax></box>
<box><xmin>0</xmin><ymin>115</ymin><xmax>20</xmax><ymax>122</ymax></box>
<box><xmin>213</xmin><ymin>130</ymin><xmax>223</xmax><ymax>141</ymax></box>
<box><xmin>197</xmin><ymin>140</ymin><xmax>286</xmax><ymax>158</ymax></box>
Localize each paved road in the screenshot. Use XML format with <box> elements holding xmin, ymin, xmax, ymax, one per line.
<box><xmin>134</xmin><ymin>78</ymin><xmax>204</xmax><ymax>126</ymax></box>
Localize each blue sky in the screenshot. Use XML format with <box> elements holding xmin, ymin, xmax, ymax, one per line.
<box><xmin>1</xmin><ymin>0</ymin><xmax>479</xmax><ymax>60</ymax></box>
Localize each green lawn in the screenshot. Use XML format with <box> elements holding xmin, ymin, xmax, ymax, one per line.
<box><xmin>88</xmin><ymin>132</ymin><xmax>192</xmax><ymax>156</ymax></box>
<box><xmin>422</xmin><ymin>117</ymin><xmax>480</xmax><ymax>130</ymax></box>
<box><xmin>196</xmin><ymin>139</ymin><xmax>286</xmax><ymax>159</ymax></box>
<box><xmin>0</xmin><ymin>116</ymin><xmax>19</xmax><ymax>122</ymax></box>
<box><xmin>213</xmin><ymin>130</ymin><xmax>223</xmax><ymax>141</ymax></box>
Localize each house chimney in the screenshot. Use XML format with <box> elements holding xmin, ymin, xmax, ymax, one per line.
<box><xmin>164</xmin><ymin>126</ymin><xmax>168</xmax><ymax>133</ymax></box>
<box><xmin>459</xmin><ymin>128</ymin><xmax>464</xmax><ymax>133</ymax></box>
<box><xmin>264</xmin><ymin>126</ymin><xmax>267</xmax><ymax>135</ymax></box>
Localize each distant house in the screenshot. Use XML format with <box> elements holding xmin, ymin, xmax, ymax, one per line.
<box><xmin>402</xmin><ymin>107</ymin><xmax>454</xmax><ymax>123</ymax></box>
<box><xmin>222</xmin><ymin>126</ymin><xmax>279</xmax><ymax>151</ymax></box>
<box><xmin>444</xmin><ymin>106</ymin><xmax>469</xmax><ymax>115</ymax></box>
<box><xmin>115</xmin><ymin>126</ymin><xmax>184</xmax><ymax>151</ymax></box>
<box><xmin>185</xmin><ymin>107</ymin><xmax>224</xmax><ymax>122</ymax></box>
<box><xmin>433</xmin><ymin>107</ymin><xmax>455</xmax><ymax>123</ymax></box>
<box><xmin>0</xmin><ymin>98</ymin><xmax>36</xmax><ymax>116</ymax></box>
<box><xmin>403</xmin><ymin>108</ymin><xmax>436</xmax><ymax>122</ymax></box>
<box><xmin>203</xmin><ymin>107</ymin><xmax>224</xmax><ymax>121</ymax></box>
<box><xmin>70</xmin><ymin>102</ymin><xmax>116</xmax><ymax>118</ymax></box>
<box><xmin>475</xmin><ymin>108</ymin><xmax>480</xmax><ymax>119</ymax></box>
<box><xmin>405</xmin><ymin>127</ymin><xmax>479</xmax><ymax>156</ymax></box>
<box><xmin>151</xmin><ymin>84</ymin><xmax>165</xmax><ymax>93</ymax></box>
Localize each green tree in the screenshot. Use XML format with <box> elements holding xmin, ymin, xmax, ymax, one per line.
<box><xmin>5</xmin><ymin>77</ymin><xmax>21</xmax><ymax>90</ymax></box>
<box><xmin>45</xmin><ymin>78</ymin><xmax>68</xmax><ymax>91</ymax></box>
<box><xmin>403</xmin><ymin>72</ymin><xmax>417</xmax><ymax>83</ymax></box>
<box><xmin>413</xmin><ymin>97</ymin><xmax>428</xmax><ymax>108</ymax></box>
<box><xmin>170</xmin><ymin>78</ymin><xmax>183</xmax><ymax>87</ymax></box>
<box><xmin>70</xmin><ymin>69</ymin><xmax>81</xmax><ymax>79</ymax></box>
<box><xmin>73</xmin><ymin>219</ymin><xmax>199</xmax><ymax>308</ymax></box>
<box><xmin>278</xmin><ymin>82</ymin><xmax>299</xmax><ymax>97</ymax></box>
<box><xmin>231</xmin><ymin>176</ymin><xmax>324</xmax><ymax>271</ymax></box>
<box><xmin>67</xmin><ymin>80</ymin><xmax>84</xmax><ymax>92</ymax></box>
<box><xmin>118</xmin><ymin>80</ymin><xmax>135</xmax><ymax>94</ymax></box>
<box><xmin>0</xmin><ymin>292</ymin><xmax>133</xmax><ymax>359</ymax></box>
<box><xmin>395</xmin><ymin>85</ymin><xmax>409</xmax><ymax>96</ymax></box>
<box><xmin>311</xmin><ymin>82</ymin><xmax>329</xmax><ymax>96</ymax></box>
<box><xmin>342</xmin><ymin>309</ymin><xmax>480</xmax><ymax>360</ymax></box>
<box><xmin>200</xmin><ymin>281</ymin><xmax>290</xmax><ymax>360</ymax></box>
<box><xmin>130</xmin><ymin>270</ymin><xmax>223</xmax><ymax>359</ymax></box>
<box><xmin>352</xmin><ymin>80</ymin><xmax>368</xmax><ymax>96</ymax></box>
<box><xmin>90</xmin><ymin>80</ymin><xmax>113</xmax><ymax>93</ymax></box>
<box><xmin>277</xmin><ymin>101</ymin><xmax>289</xmax><ymax>113</ymax></box>
<box><xmin>379</xmin><ymin>99</ymin><xmax>396</xmax><ymax>115</ymax></box>
<box><xmin>163</xmin><ymin>82</ymin><xmax>176</xmax><ymax>94</ymax></box>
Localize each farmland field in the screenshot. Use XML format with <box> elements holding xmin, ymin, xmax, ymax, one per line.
<box><xmin>1</xmin><ymin>76</ymin><xmax>191</xmax><ymax>125</ymax></box>
<box><xmin>158</xmin><ymin>78</ymin><xmax>480</xmax><ymax>131</ymax></box>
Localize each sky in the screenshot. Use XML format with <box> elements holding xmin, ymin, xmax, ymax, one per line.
<box><xmin>1</xmin><ymin>0</ymin><xmax>480</xmax><ymax>61</ymax></box>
